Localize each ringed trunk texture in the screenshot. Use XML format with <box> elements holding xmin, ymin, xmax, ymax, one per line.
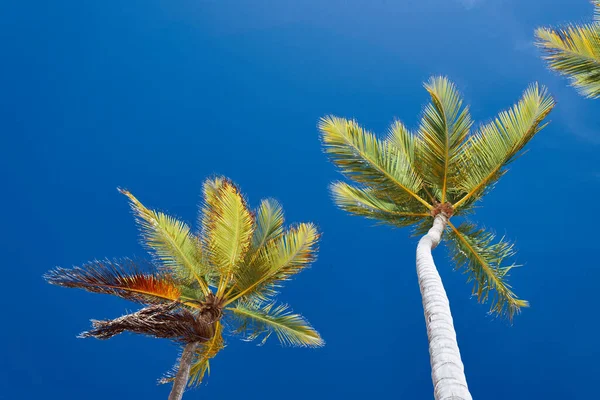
<box><xmin>168</xmin><ymin>341</ymin><xmax>199</xmax><ymax>400</ymax></box>
<box><xmin>416</xmin><ymin>213</ymin><xmax>472</xmax><ymax>400</ymax></box>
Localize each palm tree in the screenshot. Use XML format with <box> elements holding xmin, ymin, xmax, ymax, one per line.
<box><xmin>319</xmin><ymin>77</ymin><xmax>555</xmax><ymax>400</ymax></box>
<box><xmin>45</xmin><ymin>177</ymin><xmax>323</xmax><ymax>400</ymax></box>
<box><xmin>536</xmin><ymin>1</ymin><xmax>600</xmax><ymax>98</ymax></box>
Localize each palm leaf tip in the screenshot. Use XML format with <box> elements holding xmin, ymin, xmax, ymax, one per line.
<box><xmin>230</xmin><ymin>301</ymin><xmax>324</xmax><ymax>348</ymax></box>
<box><xmin>447</xmin><ymin>222</ymin><xmax>529</xmax><ymax>320</ymax></box>
<box><xmin>535</xmin><ymin>22</ymin><xmax>600</xmax><ymax>98</ymax></box>
<box><xmin>44</xmin><ymin>259</ymin><xmax>181</xmax><ymax>304</ymax></box>
<box><xmin>251</xmin><ymin>198</ymin><xmax>284</xmax><ymax>252</ymax></box>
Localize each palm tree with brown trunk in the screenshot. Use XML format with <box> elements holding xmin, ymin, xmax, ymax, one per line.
<box><xmin>45</xmin><ymin>177</ymin><xmax>323</xmax><ymax>400</ymax></box>
<box><xmin>319</xmin><ymin>77</ymin><xmax>555</xmax><ymax>400</ymax></box>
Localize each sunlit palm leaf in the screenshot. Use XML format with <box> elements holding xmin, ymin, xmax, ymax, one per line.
<box><xmin>120</xmin><ymin>189</ymin><xmax>208</xmax><ymax>293</ymax></box>
<box><xmin>203</xmin><ymin>180</ymin><xmax>254</xmax><ymax>280</ymax></box>
<box><xmin>250</xmin><ymin>199</ymin><xmax>284</xmax><ymax>253</ymax></box>
<box><xmin>330</xmin><ymin>181</ymin><xmax>428</xmax><ymax>227</ymax></box>
<box><xmin>446</xmin><ymin>221</ymin><xmax>528</xmax><ymax>320</ymax></box>
<box><xmin>453</xmin><ymin>84</ymin><xmax>555</xmax><ymax>210</ymax></box>
<box><xmin>199</xmin><ymin>176</ymin><xmax>225</xmax><ymax>238</ymax></box>
<box><xmin>536</xmin><ymin>24</ymin><xmax>600</xmax><ymax>98</ymax></box>
<box><xmin>230</xmin><ymin>223</ymin><xmax>319</xmax><ymax>303</ymax></box>
<box><xmin>229</xmin><ymin>301</ymin><xmax>324</xmax><ymax>347</ymax></box>
<box><xmin>44</xmin><ymin>259</ymin><xmax>181</xmax><ymax>304</ymax></box>
<box><xmin>386</xmin><ymin>120</ymin><xmax>417</xmax><ymax>163</ymax></box>
<box><xmin>418</xmin><ymin>77</ymin><xmax>473</xmax><ymax>202</ymax></box>
<box><xmin>319</xmin><ymin>116</ymin><xmax>430</xmax><ymax>209</ymax></box>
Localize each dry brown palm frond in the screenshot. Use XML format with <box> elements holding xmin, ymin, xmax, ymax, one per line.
<box><xmin>80</xmin><ymin>302</ymin><xmax>218</xmax><ymax>344</ymax></box>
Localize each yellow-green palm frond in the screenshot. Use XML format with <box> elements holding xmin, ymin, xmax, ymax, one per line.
<box><xmin>453</xmin><ymin>84</ymin><xmax>555</xmax><ymax>210</ymax></box>
<box><xmin>536</xmin><ymin>22</ymin><xmax>600</xmax><ymax>98</ymax></box>
<box><xmin>319</xmin><ymin>116</ymin><xmax>431</xmax><ymax>209</ymax></box>
<box><xmin>44</xmin><ymin>259</ymin><xmax>183</xmax><ymax>305</ymax></box>
<box><xmin>229</xmin><ymin>301</ymin><xmax>324</xmax><ymax>347</ymax></box>
<box><xmin>447</xmin><ymin>221</ymin><xmax>528</xmax><ymax>320</ymax></box>
<box><xmin>203</xmin><ymin>180</ymin><xmax>254</xmax><ymax>288</ymax></box>
<box><xmin>330</xmin><ymin>181</ymin><xmax>429</xmax><ymax>227</ymax></box>
<box><xmin>160</xmin><ymin>322</ymin><xmax>225</xmax><ymax>387</ymax></box>
<box><xmin>199</xmin><ymin>176</ymin><xmax>225</xmax><ymax>236</ymax></box>
<box><xmin>386</xmin><ymin>120</ymin><xmax>417</xmax><ymax>163</ymax></box>
<box><xmin>418</xmin><ymin>76</ymin><xmax>473</xmax><ymax>202</ymax></box>
<box><xmin>250</xmin><ymin>199</ymin><xmax>284</xmax><ymax>253</ymax></box>
<box><xmin>229</xmin><ymin>223</ymin><xmax>319</xmax><ymax>304</ymax></box>
<box><xmin>119</xmin><ymin>189</ymin><xmax>209</xmax><ymax>294</ymax></box>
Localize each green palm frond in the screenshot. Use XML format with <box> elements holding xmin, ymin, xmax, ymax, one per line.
<box><xmin>203</xmin><ymin>180</ymin><xmax>254</xmax><ymax>293</ymax></box>
<box><xmin>319</xmin><ymin>116</ymin><xmax>431</xmax><ymax>209</ymax></box>
<box><xmin>330</xmin><ymin>181</ymin><xmax>429</xmax><ymax>227</ymax></box>
<box><xmin>386</xmin><ymin>120</ymin><xmax>417</xmax><ymax>163</ymax></box>
<box><xmin>119</xmin><ymin>189</ymin><xmax>209</xmax><ymax>294</ymax></box>
<box><xmin>447</xmin><ymin>221</ymin><xmax>528</xmax><ymax>320</ymax></box>
<box><xmin>536</xmin><ymin>14</ymin><xmax>600</xmax><ymax>98</ymax></box>
<box><xmin>453</xmin><ymin>84</ymin><xmax>555</xmax><ymax>210</ymax></box>
<box><xmin>229</xmin><ymin>223</ymin><xmax>319</xmax><ymax>304</ymax></box>
<box><xmin>418</xmin><ymin>76</ymin><xmax>473</xmax><ymax>202</ymax></box>
<box><xmin>250</xmin><ymin>199</ymin><xmax>284</xmax><ymax>253</ymax></box>
<box><xmin>199</xmin><ymin>177</ymin><xmax>225</xmax><ymax>237</ymax></box>
<box><xmin>229</xmin><ymin>301</ymin><xmax>323</xmax><ymax>347</ymax></box>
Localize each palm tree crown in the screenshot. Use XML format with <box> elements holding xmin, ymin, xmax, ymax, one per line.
<box><xmin>320</xmin><ymin>76</ymin><xmax>555</xmax><ymax>319</ymax></box>
<box><xmin>536</xmin><ymin>1</ymin><xmax>600</xmax><ymax>98</ymax></box>
<box><xmin>45</xmin><ymin>177</ymin><xmax>323</xmax><ymax>388</ymax></box>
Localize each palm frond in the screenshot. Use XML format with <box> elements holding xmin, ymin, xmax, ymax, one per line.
<box><xmin>119</xmin><ymin>189</ymin><xmax>209</xmax><ymax>293</ymax></box>
<box><xmin>453</xmin><ymin>84</ymin><xmax>555</xmax><ymax>209</ymax></box>
<box><xmin>44</xmin><ymin>259</ymin><xmax>182</xmax><ymax>304</ymax></box>
<box><xmin>330</xmin><ymin>181</ymin><xmax>428</xmax><ymax>227</ymax></box>
<box><xmin>229</xmin><ymin>223</ymin><xmax>319</xmax><ymax>304</ymax></box>
<box><xmin>250</xmin><ymin>199</ymin><xmax>284</xmax><ymax>252</ymax></box>
<box><xmin>446</xmin><ymin>221</ymin><xmax>528</xmax><ymax>320</ymax></box>
<box><xmin>319</xmin><ymin>116</ymin><xmax>431</xmax><ymax>209</ymax></box>
<box><xmin>80</xmin><ymin>302</ymin><xmax>214</xmax><ymax>343</ymax></box>
<box><xmin>386</xmin><ymin>120</ymin><xmax>417</xmax><ymax>163</ymax></box>
<box><xmin>229</xmin><ymin>301</ymin><xmax>323</xmax><ymax>347</ymax></box>
<box><xmin>596</xmin><ymin>1</ymin><xmax>600</xmax><ymax>23</ymax></box>
<box><xmin>199</xmin><ymin>176</ymin><xmax>225</xmax><ymax>237</ymax></box>
<box><xmin>418</xmin><ymin>76</ymin><xmax>473</xmax><ymax>202</ymax></box>
<box><xmin>160</xmin><ymin>322</ymin><xmax>225</xmax><ymax>387</ymax></box>
<box><xmin>536</xmin><ymin>24</ymin><xmax>600</xmax><ymax>98</ymax></box>
<box><xmin>203</xmin><ymin>180</ymin><xmax>254</xmax><ymax>290</ymax></box>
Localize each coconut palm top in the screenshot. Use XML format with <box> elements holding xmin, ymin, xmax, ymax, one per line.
<box><xmin>45</xmin><ymin>177</ymin><xmax>323</xmax><ymax>387</ymax></box>
<box><xmin>320</xmin><ymin>76</ymin><xmax>555</xmax><ymax>320</ymax></box>
<box><xmin>536</xmin><ymin>1</ymin><xmax>600</xmax><ymax>98</ymax></box>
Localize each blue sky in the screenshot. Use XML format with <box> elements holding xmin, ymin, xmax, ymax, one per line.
<box><xmin>1</xmin><ymin>0</ymin><xmax>599</xmax><ymax>399</ymax></box>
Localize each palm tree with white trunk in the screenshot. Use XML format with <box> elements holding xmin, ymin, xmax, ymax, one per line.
<box><xmin>319</xmin><ymin>76</ymin><xmax>555</xmax><ymax>400</ymax></box>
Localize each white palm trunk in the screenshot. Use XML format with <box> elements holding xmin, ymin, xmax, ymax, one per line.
<box><xmin>416</xmin><ymin>213</ymin><xmax>472</xmax><ymax>400</ymax></box>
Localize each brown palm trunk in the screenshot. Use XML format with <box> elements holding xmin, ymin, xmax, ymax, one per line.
<box><xmin>168</xmin><ymin>342</ymin><xmax>199</xmax><ymax>400</ymax></box>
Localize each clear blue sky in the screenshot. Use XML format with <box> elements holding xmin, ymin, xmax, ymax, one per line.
<box><xmin>1</xmin><ymin>0</ymin><xmax>599</xmax><ymax>399</ymax></box>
